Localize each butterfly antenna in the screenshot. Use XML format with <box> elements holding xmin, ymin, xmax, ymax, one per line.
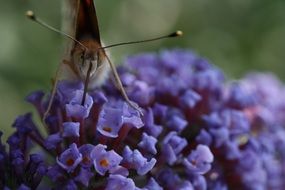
<box><xmin>26</xmin><ymin>10</ymin><xmax>88</xmax><ymax>51</ymax></box>
<box><xmin>100</xmin><ymin>30</ymin><xmax>183</xmax><ymax>50</ymax></box>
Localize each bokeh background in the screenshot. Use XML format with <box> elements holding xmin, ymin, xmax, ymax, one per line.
<box><xmin>1</xmin><ymin>0</ymin><xmax>285</xmax><ymax>139</ymax></box>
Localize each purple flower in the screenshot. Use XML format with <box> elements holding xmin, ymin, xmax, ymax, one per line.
<box><xmin>25</xmin><ymin>154</ymin><xmax>46</xmax><ymax>188</ymax></box>
<box><xmin>7</xmin><ymin>134</ymin><xmax>20</xmax><ymax>151</ymax></box>
<box><xmin>128</xmin><ymin>80</ymin><xmax>155</xmax><ymax>106</ymax></box>
<box><xmin>10</xmin><ymin>149</ymin><xmax>25</xmax><ymax>176</ymax></box>
<box><xmin>12</xmin><ymin>113</ymin><xmax>35</xmax><ymax>134</ymax></box>
<box><xmin>121</xmin><ymin>102</ymin><xmax>144</xmax><ymax>128</ymax></box>
<box><xmin>17</xmin><ymin>184</ymin><xmax>31</xmax><ymax>190</ymax></box>
<box><xmin>25</xmin><ymin>90</ymin><xmax>45</xmax><ymax>113</ymax></box>
<box><xmin>57</xmin><ymin>80</ymin><xmax>84</xmax><ymax>103</ymax></box>
<box><xmin>63</xmin><ymin>180</ymin><xmax>77</xmax><ymax>190</ymax></box>
<box><xmin>106</xmin><ymin>175</ymin><xmax>136</xmax><ymax>190</ymax></box>
<box><xmin>56</xmin><ymin>143</ymin><xmax>82</xmax><ymax>172</ymax></box>
<box><xmin>126</xmin><ymin>53</ymin><xmax>158</xmax><ymax>84</ymax></box>
<box><xmin>190</xmin><ymin>68</ymin><xmax>224</xmax><ymax>92</ymax></box>
<box><xmin>4</xmin><ymin>49</ymin><xmax>285</xmax><ymax>189</ymax></box>
<box><xmin>225</xmin><ymin>83</ymin><xmax>256</xmax><ymax>109</ymax></box>
<box><xmin>79</xmin><ymin>144</ymin><xmax>95</xmax><ymax>168</ymax></box>
<box><xmin>166</xmin><ymin>114</ymin><xmax>188</xmax><ymax>133</ymax></box>
<box><xmin>183</xmin><ymin>145</ymin><xmax>214</xmax><ymax>174</ymax></box>
<box><xmin>92</xmin><ymin>144</ymin><xmax>122</xmax><ymax>175</ymax></box>
<box><xmin>237</xmin><ymin>149</ymin><xmax>267</xmax><ymax>189</ymax></box>
<box><xmin>157</xmin><ymin>168</ymin><xmax>193</xmax><ymax>190</ymax></box>
<box><xmin>153</xmin><ymin>103</ymin><xmax>168</xmax><ymax>118</ymax></box>
<box><xmin>180</xmin><ymin>89</ymin><xmax>202</xmax><ymax>109</ymax></box>
<box><xmin>189</xmin><ymin>174</ymin><xmax>207</xmax><ymax>190</ymax></box>
<box><xmin>65</xmin><ymin>90</ymin><xmax>93</xmax><ymax>119</ymax></box>
<box><xmin>123</xmin><ymin>146</ymin><xmax>156</xmax><ymax>175</ymax></box>
<box><xmin>138</xmin><ymin>133</ymin><xmax>157</xmax><ymax>154</ymax></box>
<box><xmin>74</xmin><ymin>168</ymin><xmax>94</xmax><ymax>187</ymax></box>
<box><xmin>162</xmin><ymin>131</ymin><xmax>188</xmax><ymax>165</ymax></box>
<box><xmin>46</xmin><ymin>165</ymin><xmax>65</xmax><ymax>182</ymax></box>
<box><xmin>91</xmin><ymin>91</ymin><xmax>108</xmax><ymax>105</ymax></box>
<box><xmin>97</xmin><ymin>102</ymin><xmax>143</xmax><ymax>138</ymax></box>
<box><xmin>62</xmin><ymin>122</ymin><xmax>80</xmax><ymax>137</ymax></box>
<box><xmin>209</xmin><ymin>127</ymin><xmax>229</xmax><ymax>148</ymax></box>
<box><xmin>143</xmin><ymin>109</ymin><xmax>163</xmax><ymax>138</ymax></box>
<box><xmin>178</xmin><ymin>181</ymin><xmax>194</xmax><ymax>190</ymax></box>
<box><xmin>196</xmin><ymin>129</ymin><xmax>213</xmax><ymax>146</ymax></box>
<box><xmin>44</xmin><ymin>133</ymin><xmax>62</xmax><ymax>150</ymax></box>
<box><xmin>144</xmin><ymin>178</ymin><xmax>163</xmax><ymax>190</ymax></box>
<box><xmin>108</xmin><ymin>165</ymin><xmax>129</xmax><ymax>177</ymax></box>
<box><xmin>97</xmin><ymin>106</ymin><xmax>124</xmax><ymax>138</ymax></box>
<box><xmin>223</xmin><ymin>141</ymin><xmax>241</xmax><ymax>160</ymax></box>
<box><xmin>156</xmin><ymin>75</ymin><xmax>187</xmax><ymax>96</ymax></box>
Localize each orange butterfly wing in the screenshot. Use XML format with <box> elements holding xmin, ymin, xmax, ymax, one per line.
<box><xmin>62</xmin><ymin>0</ymin><xmax>101</xmax><ymax>59</ymax></box>
<box><xmin>76</xmin><ymin>0</ymin><xmax>101</xmax><ymax>44</ymax></box>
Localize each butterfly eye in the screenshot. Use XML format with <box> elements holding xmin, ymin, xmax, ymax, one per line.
<box><xmin>80</xmin><ymin>53</ymin><xmax>84</xmax><ymax>60</ymax></box>
<box><xmin>79</xmin><ymin>53</ymin><xmax>86</xmax><ymax>66</ymax></box>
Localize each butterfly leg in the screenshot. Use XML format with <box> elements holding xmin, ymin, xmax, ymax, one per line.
<box><xmin>105</xmin><ymin>55</ymin><xmax>143</xmax><ymax>116</ymax></box>
<box><xmin>42</xmin><ymin>60</ymin><xmax>66</xmax><ymax>122</ymax></box>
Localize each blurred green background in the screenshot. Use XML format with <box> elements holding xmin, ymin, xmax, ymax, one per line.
<box><xmin>1</xmin><ymin>0</ymin><xmax>285</xmax><ymax>138</ymax></box>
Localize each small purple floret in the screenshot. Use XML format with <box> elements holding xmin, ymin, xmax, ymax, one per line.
<box><xmin>183</xmin><ymin>145</ymin><xmax>214</xmax><ymax>175</ymax></box>
<box><xmin>144</xmin><ymin>178</ymin><xmax>163</xmax><ymax>190</ymax></box>
<box><xmin>65</xmin><ymin>90</ymin><xmax>93</xmax><ymax>119</ymax></box>
<box><xmin>56</xmin><ymin>143</ymin><xmax>82</xmax><ymax>173</ymax></box>
<box><xmin>106</xmin><ymin>175</ymin><xmax>136</xmax><ymax>190</ymax></box>
<box><xmin>162</xmin><ymin>131</ymin><xmax>188</xmax><ymax>165</ymax></box>
<box><xmin>138</xmin><ymin>132</ymin><xmax>157</xmax><ymax>154</ymax></box>
<box><xmin>79</xmin><ymin>144</ymin><xmax>95</xmax><ymax>168</ymax></box>
<box><xmin>62</xmin><ymin>122</ymin><xmax>80</xmax><ymax>137</ymax></box>
<box><xmin>45</xmin><ymin>133</ymin><xmax>62</xmax><ymax>150</ymax></box>
<box><xmin>92</xmin><ymin>144</ymin><xmax>122</xmax><ymax>175</ymax></box>
<box><xmin>74</xmin><ymin>168</ymin><xmax>94</xmax><ymax>187</ymax></box>
<box><xmin>123</xmin><ymin>146</ymin><xmax>156</xmax><ymax>175</ymax></box>
<box><xmin>97</xmin><ymin>107</ymin><xmax>124</xmax><ymax>138</ymax></box>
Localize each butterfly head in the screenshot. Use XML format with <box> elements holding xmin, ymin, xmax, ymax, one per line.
<box><xmin>71</xmin><ymin>39</ymin><xmax>106</xmax><ymax>80</ymax></box>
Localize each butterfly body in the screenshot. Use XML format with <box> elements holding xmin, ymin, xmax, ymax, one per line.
<box><xmin>62</xmin><ymin>0</ymin><xmax>110</xmax><ymax>88</ymax></box>
<box><xmin>63</xmin><ymin>38</ymin><xmax>110</xmax><ymax>88</ymax></box>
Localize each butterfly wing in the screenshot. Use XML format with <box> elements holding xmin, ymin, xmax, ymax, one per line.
<box><xmin>61</xmin><ymin>0</ymin><xmax>101</xmax><ymax>59</ymax></box>
<box><xmin>61</xmin><ymin>0</ymin><xmax>80</xmax><ymax>59</ymax></box>
<box><xmin>76</xmin><ymin>0</ymin><xmax>101</xmax><ymax>44</ymax></box>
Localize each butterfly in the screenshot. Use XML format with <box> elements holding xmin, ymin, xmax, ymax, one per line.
<box><xmin>26</xmin><ymin>0</ymin><xmax>182</xmax><ymax>119</ymax></box>
<box><xmin>62</xmin><ymin>0</ymin><xmax>110</xmax><ymax>89</ymax></box>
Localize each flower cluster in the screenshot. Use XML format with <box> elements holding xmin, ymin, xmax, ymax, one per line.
<box><xmin>1</xmin><ymin>49</ymin><xmax>285</xmax><ymax>189</ymax></box>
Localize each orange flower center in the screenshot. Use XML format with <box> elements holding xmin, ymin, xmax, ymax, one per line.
<box><xmin>103</xmin><ymin>126</ymin><xmax>112</xmax><ymax>133</ymax></box>
<box><xmin>82</xmin><ymin>156</ymin><xmax>90</xmax><ymax>164</ymax></box>
<box><xmin>100</xmin><ymin>158</ymin><xmax>109</xmax><ymax>167</ymax></box>
<box><xmin>66</xmin><ymin>158</ymin><xmax>75</xmax><ymax>166</ymax></box>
